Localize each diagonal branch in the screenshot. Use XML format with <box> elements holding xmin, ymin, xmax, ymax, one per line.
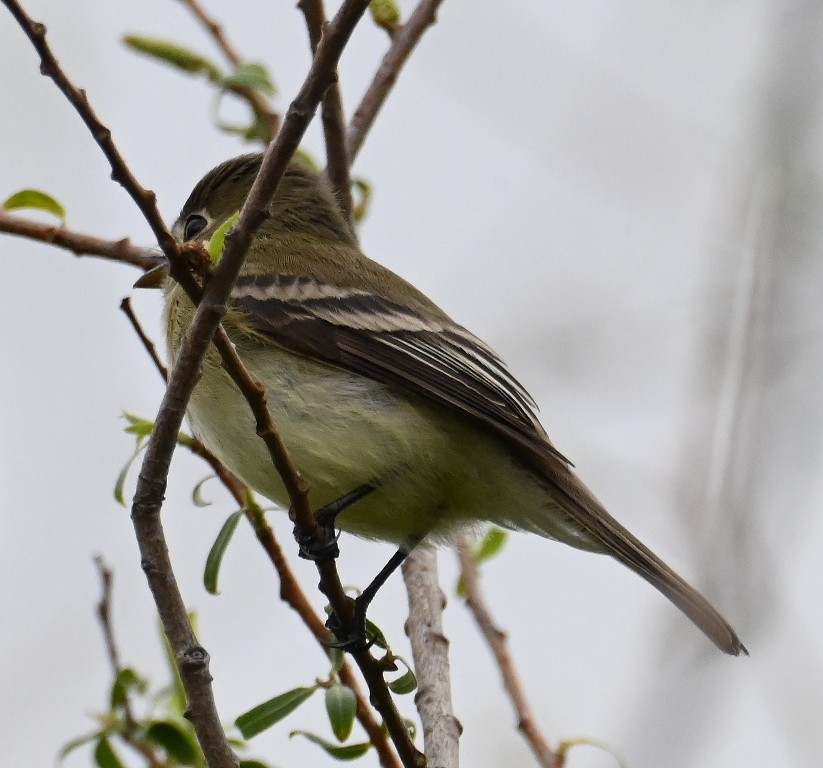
<box><xmin>456</xmin><ymin>540</ymin><xmax>563</xmax><ymax>768</ymax></box>
<box><xmin>2</xmin><ymin>4</ymin><xmax>235</xmax><ymax>766</ymax></box>
<box><xmin>174</xmin><ymin>0</ymin><xmax>280</xmax><ymax>141</ymax></box>
<box><xmin>298</xmin><ymin>0</ymin><xmax>355</xmax><ymax>227</ymax></box>
<box><xmin>402</xmin><ymin>550</ymin><xmax>460</xmax><ymax>767</ymax></box>
<box><xmin>0</xmin><ymin>210</ymin><xmax>162</xmax><ymax>270</ymax></box>
<box><xmin>120</xmin><ymin>301</ymin><xmax>402</xmax><ymax>768</ymax></box>
<box><xmin>2</xmin><ymin>0</ymin><xmax>178</xmax><ymax>259</ymax></box>
<box><xmin>348</xmin><ymin>0</ymin><xmax>445</xmax><ymax>162</ymax></box>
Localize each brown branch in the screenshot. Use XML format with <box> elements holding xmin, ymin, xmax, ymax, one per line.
<box><xmin>402</xmin><ymin>549</ymin><xmax>460</xmax><ymax>767</ymax></box>
<box><xmin>121</xmin><ymin>284</ymin><xmax>403</xmax><ymax>768</ymax></box>
<box><xmin>2</xmin><ymin>4</ymin><xmax>236</xmax><ymax>766</ymax></box>
<box><xmin>175</xmin><ymin>0</ymin><xmax>243</xmax><ymax>64</ymax></box>
<box><xmin>120</xmin><ymin>298</ymin><xmax>169</xmax><ymax>380</ymax></box>
<box><xmin>456</xmin><ymin>540</ymin><xmax>563</xmax><ymax>768</ymax></box>
<box><xmin>0</xmin><ymin>210</ymin><xmax>162</xmax><ymax>271</ymax></box>
<box><xmin>205</xmin><ymin>327</ymin><xmax>423</xmax><ymax>766</ymax></box>
<box><xmin>347</xmin><ymin>0</ymin><xmax>445</xmax><ymax>162</ymax></box>
<box><xmin>297</xmin><ymin>0</ymin><xmax>355</xmax><ymax>228</ymax></box>
<box><xmin>111</xmin><ymin>0</ymin><xmax>415</xmax><ymax>758</ymax></box>
<box><xmin>1</xmin><ymin>0</ymin><xmax>179</xmax><ymax>259</ymax></box>
<box><xmin>174</xmin><ymin>0</ymin><xmax>279</xmax><ymax>142</ymax></box>
<box><xmin>93</xmin><ymin>557</ymin><xmax>166</xmax><ymax>768</ymax></box>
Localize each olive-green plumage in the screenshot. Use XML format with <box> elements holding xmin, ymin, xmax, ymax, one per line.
<box><xmin>163</xmin><ymin>154</ymin><xmax>746</xmax><ymax>656</ymax></box>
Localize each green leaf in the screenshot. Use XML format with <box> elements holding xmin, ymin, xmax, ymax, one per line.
<box><xmin>110</xmin><ymin>667</ymin><xmax>146</xmax><ymax>710</ymax></box>
<box><xmin>294</xmin><ymin>148</ymin><xmax>319</xmax><ymax>170</ymax></box>
<box><xmin>205</xmin><ymin>211</ymin><xmax>240</xmax><ymax>263</ymax></box>
<box><xmin>328</xmin><ymin>645</ymin><xmax>345</xmax><ymax>675</ymax></box>
<box><xmin>219</xmin><ymin>63</ymin><xmax>276</xmax><ymax>96</ymax></box>
<box><xmin>158</xmin><ymin>618</ymin><xmax>190</xmax><ymax>716</ymax></box>
<box><xmin>364</xmin><ymin>618</ymin><xmax>389</xmax><ymax>650</ymax></box>
<box><xmin>113</xmin><ymin>441</ymin><xmax>147</xmax><ymax>506</ymax></box>
<box><xmin>235</xmin><ymin>686</ymin><xmax>317</xmax><ymax>739</ymax></box>
<box><xmin>475</xmin><ymin>527</ymin><xmax>507</xmax><ymax>562</ymax></box>
<box><xmin>192</xmin><ymin>475</ymin><xmax>215</xmax><ymax>507</ymax></box>
<box><xmin>351</xmin><ymin>178</ymin><xmax>372</xmax><ymax>222</ymax></box>
<box><xmin>93</xmin><ymin>737</ymin><xmax>126</xmax><ymax>768</ymax></box>
<box><xmin>144</xmin><ymin>720</ymin><xmax>199</xmax><ymax>764</ymax></box>
<box><xmin>123</xmin><ymin>35</ymin><xmax>222</xmax><ymax>80</ymax></box>
<box><xmin>122</xmin><ymin>412</ymin><xmax>155</xmax><ymax>438</ymax></box>
<box><xmin>386</xmin><ymin>658</ymin><xmax>417</xmax><ymax>695</ymax></box>
<box><xmin>290</xmin><ymin>731</ymin><xmax>372</xmax><ymax>761</ymax></box>
<box><xmin>58</xmin><ymin>731</ymin><xmax>101</xmax><ymax>762</ymax></box>
<box><xmin>369</xmin><ymin>0</ymin><xmax>401</xmax><ymax>29</ymax></box>
<box><xmin>2</xmin><ymin>188</ymin><xmax>66</xmax><ymax>222</ymax></box>
<box><xmin>325</xmin><ymin>684</ymin><xmax>356</xmax><ymax>742</ymax></box>
<box><xmin>203</xmin><ymin>509</ymin><xmax>244</xmax><ymax>595</ymax></box>
<box><xmin>457</xmin><ymin>528</ymin><xmax>509</xmax><ymax>596</ymax></box>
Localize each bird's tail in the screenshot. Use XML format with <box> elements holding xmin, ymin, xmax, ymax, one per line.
<box><xmin>532</xmin><ymin>456</ymin><xmax>747</xmax><ymax>656</ymax></box>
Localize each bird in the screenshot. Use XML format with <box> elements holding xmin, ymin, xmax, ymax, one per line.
<box><xmin>154</xmin><ymin>153</ymin><xmax>746</xmax><ymax>656</ymax></box>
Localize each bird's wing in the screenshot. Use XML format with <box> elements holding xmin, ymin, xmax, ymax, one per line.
<box><xmin>231</xmin><ymin>273</ymin><xmax>570</xmax><ymax>465</ymax></box>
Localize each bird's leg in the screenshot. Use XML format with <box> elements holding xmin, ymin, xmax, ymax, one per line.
<box><xmin>327</xmin><ymin>547</ymin><xmax>409</xmax><ymax>652</ymax></box>
<box><xmin>293</xmin><ymin>483</ymin><xmax>376</xmax><ymax>562</ymax></box>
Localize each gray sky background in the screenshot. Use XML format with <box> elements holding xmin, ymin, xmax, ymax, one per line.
<box><xmin>2</xmin><ymin>2</ymin><xmax>822</xmax><ymax>767</ymax></box>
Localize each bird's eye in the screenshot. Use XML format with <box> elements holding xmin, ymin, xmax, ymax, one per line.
<box><xmin>183</xmin><ymin>214</ymin><xmax>208</xmax><ymax>241</ymax></box>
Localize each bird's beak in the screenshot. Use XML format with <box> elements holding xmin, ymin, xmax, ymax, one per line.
<box><xmin>134</xmin><ymin>260</ymin><xmax>169</xmax><ymax>289</ymax></box>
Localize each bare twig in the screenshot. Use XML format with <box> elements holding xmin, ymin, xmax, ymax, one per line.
<box><xmin>2</xmin><ymin>4</ymin><xmax>236</xmax><ymax>765</ymax></box>
<box><xmin>0</xmin><ymin>210</ymin><xmax>162</xmax><ymax>270</ymax></box>
<box><xmin>175</xmin><ymin>0</ymin><xmax>242</xmax><ymax>64</ymax></box>
<box><xmin>120</xmin><ymin>297</ymin><xmax>168</xmax><ymax>380</ymax></box>
<box><xmin>93</xmin><ymin>557</ymin><xmax>166</xmax><ymax>768</ymax></box>
<box><xmin>1</xmin><ymin>0</ymin><xmax>179</xmax><ymax>258</ymax></box>
<box><xmin>120</xmin><ymin>0</ymin><xmax>418</xmax><ymax>758</ymax></box>
<box><xmin>348</xmin><ymin>0</ymin><xmax>445</xmax><ymax>162</ymax></box>
<box><xmin>298</xmin><ymin>0</ymin><xmax>355</xmax><ymax>227</ymax></box>
<box><xmin>174</xmin><ymin>0</ymin><xmax>279</xmax><ymax>141</ymax></box>
<box><xmin>456</xmin><ymin>540</ymin><xmax>563</xmax><ymax>768</ymax></box>
<box><xmin>119</xmin><ymin>235</ymin><xmax>402</xmax><ymax>768</ymax></box>
<box><xmin>402</xmin><ymin>549</ymin><xmax>460</xmax><ymax>768</ymax></box>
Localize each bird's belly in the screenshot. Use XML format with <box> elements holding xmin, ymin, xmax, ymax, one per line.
<box><xmin>187</xmin><ymin>344</ymin><xmax>461</xmax><ymax>545</ymax></box>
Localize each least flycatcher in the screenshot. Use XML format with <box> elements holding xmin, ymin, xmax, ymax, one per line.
<box><xmin>157</xmin><ymin>154</ymin><xmax>745</xmax><ymax>655</ymax></box>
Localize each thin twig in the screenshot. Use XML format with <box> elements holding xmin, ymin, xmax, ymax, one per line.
<box><xmin>1</xmin><ymin>0</ymin><xmax>179</xmax><ymax>258</ymax></box>
<box><xmin>93</xmin><ymin>557</ymin><xmax>166</xmax><ymax>768</ymax></box>
<box><xmin>121</xmin><ymin>252</ymin><xmax>402</xmax><ymax>768</ymax></box>
<box><xmin>175</xmin><ymin>0</ymin><xmax>242</xmax><ymax>64</ymax></box>
<box><xmin>0</xmin><ymin>210</ymin><xmax>162</xmax><ymax>270</ymax></box>
<box><xmin>205</xmin><ymin>327</ymin><xmax>424</xmax><ymax>766</ymax></box>
<box><xmin>2</xmin><ymin>5</ymin><xmax>236</xmax><ymax>766</ymax></box>
<box><xmin>298</xmin><ymin>0</ymin><xmax>355</xmax><ymax>227</ymax></box>
<box><xmin>347</xmin><ymin>0</ymin><xmax>445</xmax><ymax>162</ymax></box>
<box><xmin>456</xmin><ymin>540</ymin><xmax>563</xmax><ymax>768</ymax></box>
<box><xmin>174</xmin><ymin>0</ymin><xmax>280</xmax><ymax>141</ymax></box>
<box><xmin>402</xmin><ymin>549</ymin><xmax>460</xmax><ymax>767</ymax></box>
<box><xmin>120</xmin><ymin>297</ymin><xmax>168</xmax><ymax>380</ymax></box>
<box><xmin>120</xmin><ymin>0</ymin><xmax>418</xmax><ymax>759</ymax></box>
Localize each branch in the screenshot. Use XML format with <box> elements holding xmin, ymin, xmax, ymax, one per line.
<box><xmin>3</xmin><ymin>4</ymin><xmax>236</xmax><ymax>765</ymax></box>
<box><xmin>402</xmin><ymin>549</ymin><xmax>460</xmax><ymax>768</ymax></box>
<box><xmin>120</xmin><ymin>298</ymin><xmax>168</xmax><ymax>380</ymax></box>
<box><xmin>114</xmin><ymin>0</ymin><xmax>418</xmax><ymax>757</ymax></box>
<box><xmin>120</xmin><ymin>300</ymin><xmax>402</xmax><ymax>768</ymax></box>
<box><xmin>298</xmin><ymin>0</ymin><xmax>355</xmax><ymax>227</ymax></box>
<box><xmin>0</xmin><ymin>210</ymin><xmax>162</xmax><ymax>271</ymax></box>
<box><xmin>174</xmin><ymin>0</ymin><xmax>280</xmax><ymax>142</ymax></box>
<box><xmin>456</xmin><ymin>540</ymin><xmax>563</xmax><ymax>768</ymax></box>
<box><xmin>93</xmin><ymin>557</ymin><xmax>166</xmax><ymax>768</ymax></box>
<box><xmin>1</xmin><ymin>0</ymin><xmax>179</xmax><ymax>259</ymax></box>
<box><xmin>347</xmin><ymin>0</ymin><xmax>445</xmax><ymax>162</ymax></box>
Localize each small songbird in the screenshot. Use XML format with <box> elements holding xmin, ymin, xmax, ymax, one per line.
<box><xmin>158</xmin><ymin>153</ymin><xmax>745</xmax><ymax>655</ymax></box>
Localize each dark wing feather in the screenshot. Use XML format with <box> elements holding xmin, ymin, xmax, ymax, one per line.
<box><xmin>231</xmin><ymin>273</ymin><xmax>571</xmax><ymax>465</ymax></box>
